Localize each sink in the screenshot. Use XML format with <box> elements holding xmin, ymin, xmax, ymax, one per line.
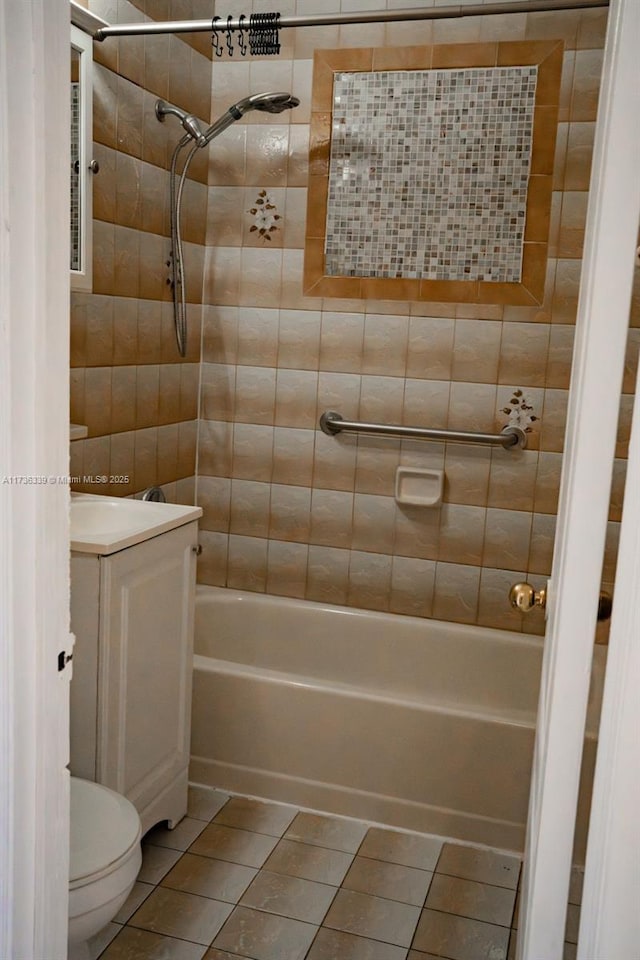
<box><xmin>70</xmin><ymin>493</ymin><xmax>203</xmax><ymax>555</ymax></box>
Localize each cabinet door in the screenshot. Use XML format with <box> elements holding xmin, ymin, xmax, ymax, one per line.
<box><xmin>97</xmin><ymin>523</ymin><xmax>197</xmax><ymax>814</ymax></box>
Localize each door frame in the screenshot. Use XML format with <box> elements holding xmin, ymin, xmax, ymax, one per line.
<box><xmin>0</xmin><ymin>1</ymin><xmax>71</xmax><ymax>956</ymax></box>
<box><xmin>518</xmin><ymin>0</ymin><xmax>640</xmax><ymax>956</ymax></box>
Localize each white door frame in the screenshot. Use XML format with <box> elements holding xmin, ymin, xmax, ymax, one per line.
<box><xmin>518</xmin><ymin>0</ymin><xmax>640</xmax><ymax>957</ymax></box>
<box><xmin>0</xmin><ymin>1</ymin><xmax>71</xmax><ymax>957</ymax></box>
<box><xmin>0</xmin><ymin>0</ymin><xmax>638</xmax><ymax>956</ymax></box>
<box><xmin>578</xmin><ymin>273</ymin><xmax>640</xmax><ymax>950</ymax></box>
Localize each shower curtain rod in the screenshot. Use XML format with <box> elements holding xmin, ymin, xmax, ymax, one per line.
<box><xmin>94</xmin><ymin>0</ymin><xmax>608</xmax><ymax>41</ymax></box>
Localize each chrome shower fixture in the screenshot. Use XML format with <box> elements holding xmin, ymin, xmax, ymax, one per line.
<box><xmin>155</xmin><ymin>100</ymin><xmax>207</xmax><ymax>147</ymax></box>
<box><xmin>161</xmin><ymin>90</ymin><xmax>299</xmax><ymax>358</ymax></box>
<box><xmin>200</xmin><ymin>91</ymin><xmax>300</xmax><ymax>146</ymax></box>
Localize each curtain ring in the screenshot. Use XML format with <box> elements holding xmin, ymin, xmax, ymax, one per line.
<box><xmin>226</xmin><ymin>15</ymin><xmax>234</xmax><ymax>56</ymax></box>
<box><xmin>238</xmin><ymin>14</ymin><xmax>247</xmax><ymax>56</ymax></box>
<box><xmin>211</xmin><ymin>16</ymin><xmax>222</xmax><ymax>57</ymax></box>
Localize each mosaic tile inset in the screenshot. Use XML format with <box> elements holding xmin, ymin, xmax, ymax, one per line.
<box><xmin>70</xmin><ymin>82</ymin><xmax>80</xmax><ymax>271</ymax></box>
<box><xmin>325</xmin><ymin>66</ymin><xmax>538</xmax><ymax>284</ymax></box>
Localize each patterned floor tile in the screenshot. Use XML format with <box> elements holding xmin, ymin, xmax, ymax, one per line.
<box><xmin>239</xmin><ymin>869</ymin><xmax>337</xmax><ymax>924</ymax></box>
<box><xmin>161</xmin><ymin>852</ymin><xmax>257</xmax><ymax>903</ymax></box>
<box><xmin>213</xmin><ymin>905</ymin><xmax>318</xmax><ymax>960</ymax></box>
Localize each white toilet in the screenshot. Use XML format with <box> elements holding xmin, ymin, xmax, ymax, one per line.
<box><xmin>68</xmin><ymin>777</ymin><xmax>142</xmax><ymax>960</ymax></box>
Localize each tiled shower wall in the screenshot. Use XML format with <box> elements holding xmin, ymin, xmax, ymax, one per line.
<box><xmin>195</xmin><ymin>1</ymin><xmax>638</xmax><ymax>633</ymax></box>
<box><xmin>69</xmin><ymin>0</ymin><xmax>214</xmax><ymax>500</ymax></box>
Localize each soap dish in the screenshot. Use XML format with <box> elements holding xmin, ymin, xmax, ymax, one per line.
<box><xmin>395</xmin><ymin>467</ymin><xmax>444</xmax><ymax>507</ymax></box>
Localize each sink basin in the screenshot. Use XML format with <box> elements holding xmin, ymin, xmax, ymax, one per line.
<box><xmin>70</xmin><ymin>493</ymin><xmax>202</xmax><ymax>555</ymax></box>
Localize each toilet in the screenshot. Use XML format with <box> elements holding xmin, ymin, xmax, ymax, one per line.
<box><xmin>68</xmin><ymin>777</ymin><xmax>142</xmax><ymax>960</ymax></box>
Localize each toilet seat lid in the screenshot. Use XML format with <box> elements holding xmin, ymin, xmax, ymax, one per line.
<box><xmin>70</xmin><ymin>777</ymin><xmax>141</xmax><ymax>883</ymax></box>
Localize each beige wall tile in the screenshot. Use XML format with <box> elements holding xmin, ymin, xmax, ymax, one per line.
<box><xmin>135</xmin><ymin>364</ymin><xmax>160</xmax><ymax>429</ymax></box>
<box><xmin>266</xmin><ymin>540</ymin><xmax>309</xmax><ymax>599</ymax></box>
<box><xmin>359</xmin><ymin>376</ymin><xmax>405</xmax><ymax>425</ymax></box>
<box><xmin>320</xmin><ymin>313</ymin><xmax>365</xmax><ymax>373</ymax></box>
<box><xmin>390</xmin><ymin>556</ymin><xmax>436</xmax><ymax>619</ymax></box>
<box><xmin>230</xmin><ymin>479</ymin><xmax>271</xmax><ymax>538</ymax></box>
<box><xmin>483</xmin><ymin>508</ymin><xmax>533</xmax><ymax>570</ymax></box>
<box><xmin>540</xmin><ymin>388</ymin><xmax>569</xmax><ymax>452</ymax></box>
<box><xmin>273</xmin><ymin>427</ymin><xmax>315</xmax><ymax>487</ymax></box>
<box><xmin>352</xmin><ymin>494</ymin><xmax>396</xmax><ymax>554</ymax></box>
<box><xmin>354</xmin><ymin>438</ymin><xmax>401</xmax><ymax>497</ymax></box>
<box><xmin>488</xmin><ymin>449</ymin><xmax>539</xmax><ymax>512</ymax></box>
<box><xmin>394</xmin><ymin>506</ymin><xmax>440</xmax><ymax>562</ymax></box>
<box><xmin>438</xmin><ymin>503</ymin><xmax>486</xmax><ymax>566</ymax></box>
<box><xmin>570</xmin><ymin>49</ymin><xmax>604</xmax><ymax>121</ymax></box>
<box><xmin>449</xmin><ymin>383</ymin><xmax>497</xmax><ymax>433</ymax></box>
<box><xmin>245</xmin><ymin>126</ymin><xmax>291</xmax><ymax>186</ymax></box>
<box><xmin>362</xmin><ymin>314</ymin><xmax>409</xmax><ymax>377</ymax></box>
<box><xmin>529</xmin><ymin>512</ymin><xmax>556</xmax><ymax>575</ymax></box>
<box><xmin>198</xmin><ymin>475</ymin><xmax>231</xmax><ymax>533</ymax></box>
<box><xmin>406</xmin><ymin>316</ymin><xmax>455</xmax><ymax>380</ymax></box>
<box><xmin>317</xmin><ymin>372</ymin><xmax>362</xmax><ymax>422</ymax></box>
<box><xmin>156</xmin><ymin>423</ymin><xmax>180</xmax><ymax>487</ymax></box>
<box><xmin>232</xmin><ymin>423</ymin><xmax>274</xmax><ymax>482</ymax></box>
<box><xmin>498</xmin><ymin>322</ymin><xmax>551</xmax><ymax>387</ymax></box>
<box><xmin>348</xmin><ymin>551</ymin><xmax>393</xmax><ymax>612</ymax></box>
<box><xmin>432</xmin><ymin>563</ymin><xmax>481</xmax><ymax>625</ymax></box>
<box><xmin>310</xmin><ymin>489</ymin><xmax>354</xmax><ymax>548</ymax></box>
<box><xmin>237</xmin><ymin>307</ymin><xmax>280</xmax><ymax>367</ymax></box>
<box><xmin>451</xmin><ymin>319</ymin><xmax>502</xmax><ymax>384</ymax></box>
<box><xmin>444</xmin><ymin>446</ymin><xmax>492</xmax><ymax>508</ymax></box>
<box><xmin>477</xmin><ymin>567</ymin><xmax>526</xmax><ymax>632</ymax></box>
<box><xmin>534</xmin><ymin>451</ymin><xmax>563</xmax><ymax>514</ymax></box>
<box><xmin>227</xmin><ymin>535</ymin><xmax>268</xmax><ymax>592</ymax></box>
<box><xmin>202</xmin><ymin>306</ymin><xmax>238</xmax><ymax>365</ymax></box>
<box><xmin>306</xmin><ymin>545</ymin><xmax>351</xmax><ymax>605</ymax></box>
<box><xmin>234</xmin><ymin>366</ymin><xmax>277</xmax><ymax>424</ymax></box>
<box><xmin>403</xmin><ymin>380</ymin><xmax>450</xmax><ymax>430</ymax></box>
<box><xmin>238</xmin><ymin>247</ymin><xmax>283</xmax><ymax>307</ymax></box>
<box><xmin>275</xmin><ymin>369</ymin><xmax>319</xmax><ymax>428</ymax></box>
<box><xmin>178</xmin><ymin>420</ymin><xmax>197</xmax><ymax>477</ymax></box>
<box><xmin>84</xmin><ymin>367</ymin><xmax>113</xmax><ymax>437</ymax></box>
<box><xmin>277</xmin><ymin>310</ymin><xmax>321</xmax><ymax>370</ymax></box>
<box><xmin>200</xmin><ymin>363</ymin><xmax>235</xmax><ymax>422</ymax></box>
<box><xmin>198</xmin><ymin>420</ymin><xmax>233</xmax><ymax>478</ymax></box>
<box><xmin>269</xmin><ymin>484</ymin><xmax>312</xmax><ymax>543</ymax></box>
<box><xmin>70</xmin><ymin>369</ymin><xmax>86</xmax><ymax>427</ymax></box>
<box><xmin>313</xmin><ymin>432</ymin><xmax>357</xmax><ymax>492</ymax></box>
<box><xmin>197</xmin><ymin>531</ymin><xmax>229</xmax><ymax>586</ymax></box>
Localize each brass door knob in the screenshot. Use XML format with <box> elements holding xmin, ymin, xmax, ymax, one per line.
<box><xmin>509</xmin><ymin>582</ymin><xmax>547</xmax><ymax>612</ymax></box>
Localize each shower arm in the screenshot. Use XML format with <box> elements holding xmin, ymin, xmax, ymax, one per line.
<box><xmin>93</xmin><ymin>0</ymin><xmax>608</xmax><ymax>40</ymax></box>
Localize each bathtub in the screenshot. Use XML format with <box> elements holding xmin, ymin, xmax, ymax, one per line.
<box><xmin>190</xmin><ymin>586</ymin><xmax>601</xmax><ymax>853</ymax></box>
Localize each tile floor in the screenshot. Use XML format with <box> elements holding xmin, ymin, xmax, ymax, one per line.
<box><xmin>89</xmin><ymin>786</ymin><xmax>583</xmax><ymax>960</ymax></box>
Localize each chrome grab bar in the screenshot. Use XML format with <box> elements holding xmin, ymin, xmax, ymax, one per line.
<box><xmin>319</xmin><ymin>411</ymin><xmax>526</xmax><ymax>450</ymax></box>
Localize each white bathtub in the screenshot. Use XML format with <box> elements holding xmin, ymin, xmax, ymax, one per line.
<box><xmin>190</xmin><ymin>586</ymin><xmax>601</xmax><ymax>853</ymax></box>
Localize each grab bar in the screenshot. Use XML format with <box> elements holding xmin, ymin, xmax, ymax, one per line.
<box><xmin>319</xmin><ymin>410</ymin><xmax>527</xmax><ymax>450</ymax></box>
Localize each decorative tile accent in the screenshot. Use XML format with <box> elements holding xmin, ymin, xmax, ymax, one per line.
<box><xmin>247</xmin><ymin>190</ymin><xmax>283</xmax><ymax>242</ymax></box>
<box><xmin>501</xmin><ymin>388</ymin><xmax>539</xmax><ymax>433</ymax></box>
<box><xmin>326</xmin><ymin>66</ymin><xmax>537</xmax><ymax>283</ymax></box>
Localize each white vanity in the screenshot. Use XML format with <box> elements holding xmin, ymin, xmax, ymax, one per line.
<box><xmin>69</xmin><ymin>493</ymin><xmax>202</xmax><ymax>835</ymax></box>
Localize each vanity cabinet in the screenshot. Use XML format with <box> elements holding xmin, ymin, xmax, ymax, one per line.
<box><xmin>70</xmin><ymin>521</ymin><xmax>199</xmax><ymax>834</ymax></box>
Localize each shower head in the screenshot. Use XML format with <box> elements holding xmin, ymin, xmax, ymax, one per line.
<box><xmin>233</xmin><ymin>92</ymin><xmax>301</xmax><ymax>116</ymax></box>
<box><xmin>201</xmin><ymin>91</ymin><xmax>300</xmax><ymax>146</ymax></box>
<box><xmin>155</xmin><ymin>100</ymin><xmax>207</xmax><ymax>147</ymax></box>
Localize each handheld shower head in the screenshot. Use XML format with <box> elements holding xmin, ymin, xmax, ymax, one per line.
<box><xmin>155</xmin><ymin>100</ymin><xmax>207</xmax><ymax>147</ymax></box>
<box><xmin>233</xmin><ymin>92</ymin><xmax>301</xmax><ymax>116</ymax></box>
<box><xmin>201</xmin><ymin>91</ymin><xmax>300</xmax><ymax>146</ymax></box>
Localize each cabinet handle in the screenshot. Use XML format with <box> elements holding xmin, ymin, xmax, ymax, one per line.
<box><xmin>192</xmin><ymin>544</ymin><xmax>203</xmax><ymax>556</ymax></box>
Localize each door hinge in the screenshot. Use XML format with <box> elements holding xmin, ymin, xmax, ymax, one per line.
<box><xmin>57</xmin><ymin>650</ymin><xmax>73</xmax><ymax>672</ymax></box>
